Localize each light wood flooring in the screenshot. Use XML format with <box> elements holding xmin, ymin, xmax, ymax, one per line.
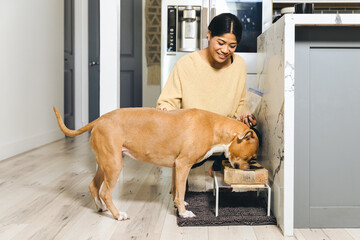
<box><xmin>1</xmin><ymin>134</ymin><xmax>359</xmax><ymax>240</ymax></box>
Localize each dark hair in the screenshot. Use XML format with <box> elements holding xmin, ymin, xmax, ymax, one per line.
<box><xmin>208</xmin><ymin>13</ymin><xmax>242</xmax><ymax>43</ymax></box>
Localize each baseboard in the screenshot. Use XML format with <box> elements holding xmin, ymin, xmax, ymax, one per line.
<box><xmin>0</xmin><ymin>130</ymin><xmax>64</xmax><ymax>161</ymax></box>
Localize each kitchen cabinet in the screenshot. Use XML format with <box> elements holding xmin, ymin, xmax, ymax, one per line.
<box><xmin>273</xmin><ymin>0</ymin><xmax>360</xmax><ymax>3</ymax></box>
<box><xmin>255</xmin><ymin>14</ymin><xmax>360</xmax><ymax>236</ymax></box>
<box><xmin>295</xmin><ymin>26</ymin><xmax>360</xmax><ymax>228</ymax></box>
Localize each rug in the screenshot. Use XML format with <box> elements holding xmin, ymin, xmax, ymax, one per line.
<box><xmin>176</xmin><ymin>191</ymin><xmax>277</xmax><ymax>227</ymax></box>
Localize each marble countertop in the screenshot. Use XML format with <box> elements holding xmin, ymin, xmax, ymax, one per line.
<box><xmin>280</xmin><ymin>13</ymin><xmax>360</xmax><ymax>25</ymax></box>
<box><xmin>276</xmin><ymin>14</ymin><xmax>360</xmax><ymax>97</ymax></box>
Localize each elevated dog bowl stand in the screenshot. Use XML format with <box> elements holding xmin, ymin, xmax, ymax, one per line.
<box><xmin>213</xmin><ymin>171</ymin><xmax>271</xmax><ymax>217</ymax></box>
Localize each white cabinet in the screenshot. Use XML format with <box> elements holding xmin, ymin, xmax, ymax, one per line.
<box><xmin>256</xmin><ymin>14</ymin><xmax>360</xmax><ymax>236</ymax></box>
<box><xmin>273</xmin><ymin>0</ymin><xmax>360</xmax><ymax>2</ymax></box>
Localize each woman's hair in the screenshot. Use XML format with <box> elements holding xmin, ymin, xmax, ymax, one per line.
<box><xmin>208</xmin><ymin>13</ymin><xmax>242</xmax><ymax>43</ymax></box>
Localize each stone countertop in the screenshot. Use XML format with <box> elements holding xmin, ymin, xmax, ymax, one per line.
<box><xmin>280</xmin><ymin>13</ymin><xmax>360</xmax><ymax>26</ymax></box>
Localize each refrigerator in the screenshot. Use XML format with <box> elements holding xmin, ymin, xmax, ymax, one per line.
<box><xmin>160</xmin><ymin>0</ymin><xmax>273</xmax><ymax>89</ymax></box>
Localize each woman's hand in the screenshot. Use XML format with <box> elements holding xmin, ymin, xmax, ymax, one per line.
<box><xmin>156</xmin><ymin>107</ymin><xmax>167</xmax><ymax>111</ymax></box>
<box><xmin>239</xmin><ymin>113</ymin><xmax>257</xmax><ymax>128</ymax></box>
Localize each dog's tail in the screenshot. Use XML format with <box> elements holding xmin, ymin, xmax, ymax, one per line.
<box><xmin>53</xmin><ymin>106</ymin><xmax>97</xmax><ymax>137</ymax></box>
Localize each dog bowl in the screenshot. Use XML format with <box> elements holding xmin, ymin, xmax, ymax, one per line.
<box><xmin>222</xmin><ymin>160</ymin><xmax>268</xmax><ymax>185</ymax></box>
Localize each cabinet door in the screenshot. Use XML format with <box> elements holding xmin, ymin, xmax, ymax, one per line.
<box><xmin>295</xmin><ymin>27</ymin><xmax>360</xmax><ymax>228</ymax></box>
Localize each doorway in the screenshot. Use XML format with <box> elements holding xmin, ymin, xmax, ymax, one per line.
<box><xmin>88</xmin><ymin>0</ymin><xmax>100</xmax><ymax>122</ymax></box>
<box><xmin>64</xmin><ymin>0</ymin><xmax>75</xmax><ymax>129</ymax></box>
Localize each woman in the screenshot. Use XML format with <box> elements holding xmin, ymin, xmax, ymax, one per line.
<box><xmin>156</xmin><ymin>13</ymin><xmax>257</xmax><ymax>176</ymax></box>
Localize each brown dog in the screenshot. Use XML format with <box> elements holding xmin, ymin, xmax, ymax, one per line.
<box><xmin>53</xmin><ymin>107</ymin><xmax>259</xmax><ymax>220</ymax></box>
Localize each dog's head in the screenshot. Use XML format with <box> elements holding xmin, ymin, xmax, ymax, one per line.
<box><xmin>227</xmin><ymin>129</ymin><xmax>259</xmax><ymax>170</ymax></box>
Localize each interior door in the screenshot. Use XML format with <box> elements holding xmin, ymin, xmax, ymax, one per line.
<box><xmin>64</xmin><ymin>0</ymin><xmax>75</xmax><ymax>129</ymax></box>
<box><xmin>88</xmin><ymin>0</ymin><xmax>100</xmax><ymax>122</ymax></box>
<box><xmin>120</xmin><ymin>0</ymin><xmax>142</xmax><ymax>107</ymax></box>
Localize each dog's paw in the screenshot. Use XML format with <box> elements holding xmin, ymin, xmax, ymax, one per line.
<box><xmin>98</xmin><ymin>207</ymin><xmax>108</xmax><ymax>212</ymax></box>
<box><xmin>174</xmin><ymin>201</ymin><xmax>189</xmax><ymax>208</ymax></box>
<box><xmin>173</xmin><ymin>201</ymin><xmax>189</xmax><ymax>208</ymax></box>
<box><xmin>179</xmin><ymin>210</ymin><xmax>196</xmax><ymax>218</ymax></box>
<box><xmin>95</xmin><ymin>197</ymin><xmax>108</xmax><ymax>212</ymax></box>
<box><xmin>116</xmin><ymin>212</ymin><xmax>130</xmax><ymax>221</ymax></box>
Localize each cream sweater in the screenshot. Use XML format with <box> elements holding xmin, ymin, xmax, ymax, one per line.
<box><xmin>156</xmin><ymin>51</ymin><xmax>250</xmax><ymax>119</ymax></box>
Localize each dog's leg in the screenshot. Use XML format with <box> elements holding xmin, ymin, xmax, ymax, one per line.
<box><xmin>174</xmin><ymin>161</ymin><xmax>195</xmax><ymax>218</ymax></box>
<box><xmin>100</xmin><ymin>156</ymin><xmax>129</xmax><ymax>221</ymax></box>
<box><xmin>171</xmin><ymin>165</ymin><xmax>189</xmax><ymax>207</ymax></box>
<box><xmin>170</xmin><ymin>165</ymin><xmax>175</xmax><ymax>199</ymax></box>
<box><xmin>89</xmin><ymin>165</ymin><xmax>106</xmax><ymax>212</ymax></box>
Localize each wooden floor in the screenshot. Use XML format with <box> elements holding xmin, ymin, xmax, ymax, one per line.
<box><xmin>1</xmin><ymin>134</ymin><xmax>359</xmax><ymax>240</ymax></box>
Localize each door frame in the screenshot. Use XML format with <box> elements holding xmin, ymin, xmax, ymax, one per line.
<box><xmin>73</xmin><ymin>0</ymin><xmax>89</xmax><ymax>128</ymax></box>
<box><xmin>99</xmin><ymin>0</ymin><xmax>121</xmax><ymax>115</ymax></box>
<box><xmin>71</xmin><ymin>0</ymin><xmax>121</xmax><ymax>127</ymax></box>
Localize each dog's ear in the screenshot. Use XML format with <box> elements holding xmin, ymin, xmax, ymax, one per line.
<box><xmin>238</xmin><ymin>130</ymin><xmax>253</xmax><ymax>141</ymax></box>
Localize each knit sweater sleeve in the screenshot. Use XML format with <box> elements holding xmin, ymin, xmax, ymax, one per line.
<box><xmin>156</xmin><ymin>62</ymin><xmax>182</xmax><ymax>110</ymax></box>
<box><xmin>233</xmin><ymin>57</ymin><xmax>251</xmax><ymax>119</ymax></box>
<box><xmin>234</xmin><ymin>85</ymin><xmax>251</xmax><ymax>120</ymax></box>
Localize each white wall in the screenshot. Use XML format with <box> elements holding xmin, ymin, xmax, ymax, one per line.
<box><xmin>142</xmin><ymin>64</ymin><xmax>161</xmax><ymax>108</ymax></box>
<box><xmin>99</xmin><ymin>0</ymin><xmax>120</xmax><ymax>115</ymax></box>
<box><xmin>0</xmin><ymin>0</ymin><xmax>64</xmax><ymax>161</ymax></box>
<box><xmin>74</xmin><ymin>0</ymin><xmax>120</xmax><ymax>125</ymax></box>
<box><xmin>142</xmin><ymin>0</ymin><xmax>161</xmax><ymax>108</ymax></box>
<box><xmin>74</xmin><ymin>0</ymin><xmax>89</xmax><ymax>129</ymax></box>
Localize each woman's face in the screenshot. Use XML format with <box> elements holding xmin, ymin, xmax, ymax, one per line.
<box><xmin>207</xmin><ymin>32</ymin><xmax>237</xmax><ymax>64</ymax></box>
